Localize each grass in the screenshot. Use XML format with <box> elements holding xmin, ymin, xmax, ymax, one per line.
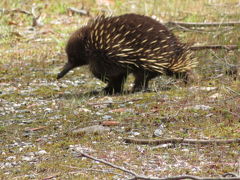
<box><xmin>0</xmin><ymin>0</ymin><xmax>240</xmax><ymax>179</ymax></box>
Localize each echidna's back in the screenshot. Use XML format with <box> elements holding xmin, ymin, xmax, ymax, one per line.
<box><xmin>85</xmin><ymin>14</ymin><xmax>194</xmax><ymax>73</ymax></box>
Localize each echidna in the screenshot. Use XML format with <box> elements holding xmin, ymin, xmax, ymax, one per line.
<box><xmin>57</xmin><ymin>13</ymin><xmax>197</xmax><ymax>94</ymax></box>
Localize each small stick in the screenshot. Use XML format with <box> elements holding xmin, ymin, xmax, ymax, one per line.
<box><xmin>77</xmin><ymin>152</ymin><xmax>139</xmax><ymax>177</ymax></box>
<box><xmin>167</xmin><ymin>21</ymin><xmax>240</xmax><ymax>27</ymax></box>
<box><xmin>225</xmin><ymin>87</ymin><xmax>240</xmax><ymax>96</ymax></box>
<box><xmin>68</xmin><ymin>7</ymin><xmax>89</xmax><ymax>16</ymax></box>
<box><xmin>190</xmin><ymin>45</ymin><xmax>239</xmax><ymax>51</ymax></box>
<box><xmin>124</xmin><ymin>138</ymin><xmax>240</xmax><ymax>145</ymax></box>
<box><xmin>26</xmin><ymin>126</ymin><xmax>46</xmax><ymax>132</ymax></box>
<box><xmin>42</xmin><ymin>173</ymin><xmax>60</xmax><ymax>180</ymax></box>
<box><xmin>223</xmin><ymin>173</ymin><xmax>238</xmax><ymax>177</ymax></box>
<box><xmin>129</xmin><ymin>175</ymin><xmax>240</xmax><ymax>180</ymax></box>
<box><xmin>87</xmin><ymin>98</ymin><xmax>142</xmax><ymax>106</ymax></box>
<box><xmin>1</xmin><ymin>8</ymin><xmax>32</xmax><ymax>15</ymax></box>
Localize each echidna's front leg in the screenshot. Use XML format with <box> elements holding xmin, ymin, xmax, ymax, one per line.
<box><xmin>132</xmin><ymin>71</ymin><xmax>158</xmax><ymax>92</ymax></box>
<box><xmin>132</xmin><ymin>73</ymin><xmax>147</xmax><ymax>92</ymax></box>
<box><xmin>103</xmin><ymin>74</ymin><xmax>127</xmax><ymax>94</ymax></box>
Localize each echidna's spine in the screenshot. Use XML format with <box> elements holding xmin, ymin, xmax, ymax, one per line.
<box><xmin>58</xmin><ymin>13</ymin><xmax>198</xmax><ymax>94</ymax></box>
<box><xmin>84</xmin><ymin>14</ymin><xmax>197</xmax><ymax>74</ymax></box>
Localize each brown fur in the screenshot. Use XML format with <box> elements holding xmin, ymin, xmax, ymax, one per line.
<box><xmin>57</xmin><ymin>13</ymin><xmax>197</xmax><ymax>94</ymax></box>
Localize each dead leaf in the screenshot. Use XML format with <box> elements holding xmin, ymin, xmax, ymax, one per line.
<box><xmin>11</xmin><ymin>31</ymin><xmax>23</xmax><ymax>37</ymax></box>
<box><xmin>39</xmin><ymin>29</ymin><xmax>55</xmax><ymax>35</ymax></box>
<box><xmin>8</xmin><ymin>21</ymin><xmax>19</xmax><ymax>25</ymax></box>
<box><xmin>101</xmin><ymin>120</ymin><xmax>120</xmax><ymax>126</ymax></box>
<box><xmin>42</xmin><ymin>173</ymin><xmax>60</xmax><ymax>180</ymax></box>
<box><xmin>26</xmin><ymin>126</ymin><xmax>46</xmax><ymax>131</ymax></box>
<box><xmin>96</xmin><ymin>0</ymin><xmax>115</xmax><ymax>6</ymax></box>
<box><xmin>110</xmin><ymin>108</ymin><xmax>128</xmax><ymax>113</ymax></box>
<box><xmin>235</xmin><ymin>129</ymin><xmax>240</xmax><ymax>133</ymax></box>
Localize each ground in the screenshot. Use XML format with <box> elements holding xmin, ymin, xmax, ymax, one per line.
<box><xmin>0</xmin><ymin>0</ymin><xmax>240</xmax><ymax>179</ymax></box>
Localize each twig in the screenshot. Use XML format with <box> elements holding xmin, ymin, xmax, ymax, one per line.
<box><xmin>129</xmin><ymin>175</ymin><xmax>240</xmax><ymax>180</ymax></box>
<box><xmin>26</xmin><ymin>126</ymin><xmax>46</xmax><ymax>132</ymax></box>
<box><xmin>238</xmin><ymin>158</ymin><xmax>240</xmax><ymax>176</ymax></box>
<box><xmin>223</xmin><ymin>172</ymin><xmax>238</xmax><ymax>177</ymax></box>
<box><xmin>42</xmin><ymin>173</ymin><xmax>60</xmax><ymax>180</ymax></box>
<box><xmin>77</xmin><ymin>152</ymin><xmax>240</xmax><ymax>180</ymax></box>
<box><xmin>1</xmin><ymin>8</ymin><xmax>32</xmax><ymax>15</ymax></box>
<box><xmin>167</xmin><ymin>21</ymin><xmax>240</xmax><ymax>27</ymax></box>
<box><xmin>169</xmin><ymin>24</ymin><xmax>219</xmax><ymax>33</ymax></box>
<box><xmin>190</xmin><ymin>45</ymin><xmax>239</xmax><ymax>51</ymax></box>
<box><xmin>31</xmin><ymin>6</ymin><xmax>43</xmax><ymax>27</ymax></box>
<box><xmin>220</xmin><ymin>95</ymin><xmax>240</xmax><ymax>102</ymax></box>
<box><xmin>87</xmin><ymin>98</ymin><xmax>143</xmax><ymax>106</ymax></box>
<box><xmin>225</xmin><ymin>87</ymin><xmax>240</xmax><ymax>96</ymax></box>
<box><xmin>67</xmin><ymin>7</ymin><xmax>89</xmax><ymax>16</ymax></box>
<box><xmin>77</xmin><ymin>152</ymin><xmax>139</xmax><ymax>177</ymax></box>
<box><xmin>124</xmin><ymin>138</ymin><xmax>240</xmax><ymax>145</ymax></box>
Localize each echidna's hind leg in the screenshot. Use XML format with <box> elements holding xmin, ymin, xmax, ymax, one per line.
<box><xmin>91</xmin><ymin>62</ymin><xmax>127</xmax><ymax>94</ymax></box>
<box><xmin>103</xmin><ymin>74</ymin><xmax>127</xmax><ymax>94</ymax></box>
<box><xmin>168</xmin><ymin>71</ymin><xmax>194</xmax><ymax>84</ymax></box>
<box><xmin>174</xmin><ymin>72</ymin><xmax>189</xmax><ymax>84</ymax></box>
<box><xmin>132</xmin><ymin>71</ymin><xmax>158</xmax><ymax>92</ymax></box>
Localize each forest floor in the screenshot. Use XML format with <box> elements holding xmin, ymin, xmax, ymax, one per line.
<box><xmin>0</xmin><ymin>0</ymin><xmax>240</xmax><ymax>179</ymax></box>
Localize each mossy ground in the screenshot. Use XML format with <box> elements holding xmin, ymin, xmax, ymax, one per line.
<box><xmin>0</xmin><ymin>0</ymin><xmax>240</xmax><ymax>179</ymax></box>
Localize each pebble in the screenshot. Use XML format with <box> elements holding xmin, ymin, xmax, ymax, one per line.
<box><xmin>22</xmin><ymin>156</ymin><xmax>35</xmax><ymax>161</ymax></box>
<box><xmin>184</xmin><ymin>105</ymin><xmax>212</xmax><ymax>110</ymax></box>
<box><xmin>102</xmin><ymin>115</ymin><xmax>112</xmax><ymax>120</ymax></box>
<box><xmin>130</xmin><ymin>131</ymin><xmax>140</xmax><ymax>136</ymax></box>
<box><xmin>154</xmin><ymin>125</ymin><xmax>165</xmax><ymax>137</ymax></box>
<box><xmin>35</xmin><ymin>150</ymin><xmax>47</xmax><ymax>155</ymax></box>
<box><xmin>6</xmin><ymin>156</ymin><xmax>16</xmax><ymax>161</ymax></box>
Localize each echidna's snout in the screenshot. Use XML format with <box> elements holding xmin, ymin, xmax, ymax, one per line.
<box><xmin>57</xmin><ymin>63</ymin><xmax>75</xmax><ymax>79</ymax></box>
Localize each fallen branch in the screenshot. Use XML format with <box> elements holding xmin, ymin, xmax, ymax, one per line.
<box><xmin>77</xmin><ymin>152</ymin><xmax>139</xmax><ymax>177</ymax></box>
<box><xmin>190</xmin><ymin>45</ymin><xmax>239</xmax><ymax>51</ymax></box>
<box><xmin>124</xmin><ymin>138</ymin><xmax>240</xmax><ymax>145</ymax></box>
<box><xmin>129</xmin><ymin>176</ymin><xmax>240</xmax><ymax>180</ymax></box>
<box><xmin>130</xmin><ymin>176</ymin><xmax>240</xmax><ymax>180</ymax></box>
<box><xmin>167</xmin><ymin>21</ymin><xmax>240</xmax><ymax>27</ymax></box>
<box><xmin>2</xmin><ymin>8</ymin><xmax>32</xmax><ymax>15</ymax></box>
<box><xmin>77</xmin><ymin>152</ymin><xmax>240</xmax><ymax>180</ymax></box>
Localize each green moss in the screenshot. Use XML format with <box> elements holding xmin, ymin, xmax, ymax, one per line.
<box><xmin>33</xmin><ymin>86</ymin><xmax>58</xmax><ymax>96</ymax></box>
